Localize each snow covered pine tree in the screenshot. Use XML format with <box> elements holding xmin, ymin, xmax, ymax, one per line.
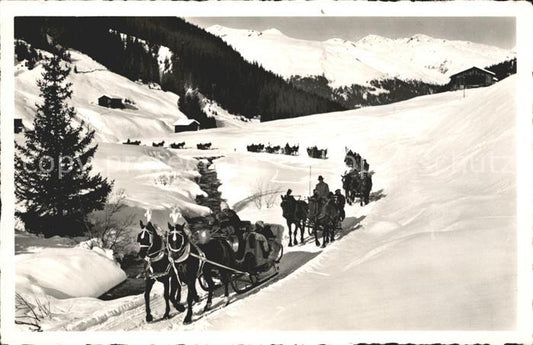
<box><xmin>15</xmin><ymin>55</ymin><xmax>112</xmax><ymax>237</ymax></box>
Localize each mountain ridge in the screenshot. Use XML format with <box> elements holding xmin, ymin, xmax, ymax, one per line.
<box><xmin>205</xmin><ymin>25</ymin><xmax>515</xmax><ymax>88</ymax></box>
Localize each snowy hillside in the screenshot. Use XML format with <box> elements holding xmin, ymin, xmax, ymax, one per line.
<box><xmin>206</xmin><ymin>25</ymin><xmax>515</xmax><ymax>88</ymax></box>
<box><xmin>15</xmin><ymin>47</ymin><xmax>251</xmax><ymax>142</ymax></box>
<box><xmin>16</xmin><ymin>50</ymin><xmax>183</xmax><ymax>143</ymax></box>
<box><xmin>14</xmin><ymin>73</ymin><xmax>519</xmax><ymax>335</ymax></box>
<box><xmin>15</xmin><ymin>47</ymin><xmax>257</xmax><ymax>223</ymax></box>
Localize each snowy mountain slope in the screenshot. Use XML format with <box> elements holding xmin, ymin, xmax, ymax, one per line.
<box><xmin>206</xmin><ymin>25</ymin><xmax>515</xmax><ymax>88</ymax></box>
<box><xmin>15</xmin><ymin>47</ymin><xmax>252</xmax><ymax>232</ymax></box>
<box><xmin>195</xmin><ymin>89</ymin><xmax>259</xmax><ymax>128</ymax></box>
<box><xmin>16</xmin><ymin>50</ymin><xmax>182</xmax><ymax>143</ymax></box>
<box><xmin>15</xmin><ymin>48</ymin><xmax>251</xmax><ymax>141</ymax></box>
<box><xmin>19</xmin><ymin>76</ymin><xmax>519</xmax><ymax>334</ymax></box>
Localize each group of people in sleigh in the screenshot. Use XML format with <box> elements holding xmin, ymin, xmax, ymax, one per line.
<box><xmin>205</xmin><ymin>207</ymin><xmax>281</xmax><ymax>271</ymax></box>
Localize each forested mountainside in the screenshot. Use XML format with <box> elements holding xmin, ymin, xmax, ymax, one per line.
<box><xmin>15</xmin><ymin>17</ymin><xmax>345</xmax><ymax>122</ymax></box>
<box><xmin>288</xmin><ymin>56</ymin><xmax>516</xmax><ymax>109</ymax></box>
<box><xmin>289</xmin><ymin>75</ymin><xmax>443</xmax><ymax>109</ymax></box>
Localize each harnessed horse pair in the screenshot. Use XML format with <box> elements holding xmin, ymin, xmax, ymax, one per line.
<box><xmin>342</xmin><ymin>171</ymin><xmax>373</xmax><ymax>206</ymax></box>
<box><xmin>280</xmin><ymin>194</ymin><xmax>340</xmax><ymax>248</ymax></box>
<box><xmin>137</xmin><ymin>220</ymin><xmax>233</xmax><ymax>324</ymax></box>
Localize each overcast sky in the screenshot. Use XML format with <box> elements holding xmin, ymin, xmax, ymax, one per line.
<box><xmin>185</xmin><ymin>17</ymin><xmax>515</xmax><ymax>50</ymax></box>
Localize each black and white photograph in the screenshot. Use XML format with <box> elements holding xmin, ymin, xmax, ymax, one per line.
<box><xmin>1</xmin><ymin>2</ymin><xmax>532</xmax><ymax>344</ymax></box>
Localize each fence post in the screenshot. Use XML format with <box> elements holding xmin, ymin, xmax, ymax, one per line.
<box><xmin>308</xmin><ymin>165</ymin><xmax>311</xmax><ymax>196</ymax></box>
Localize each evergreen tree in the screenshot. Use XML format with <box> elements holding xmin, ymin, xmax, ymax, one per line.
<box><xmin>15</xmin><ymin>55</ymin><xmax>112</xmax><ymax>237</ymax></box>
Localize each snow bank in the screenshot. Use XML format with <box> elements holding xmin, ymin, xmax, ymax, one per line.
<box><xmin>16</xmin><ymin>247</ymin><xmax>126</xmax><ymax>299</ymax></box>
<box><xmin>92</xmin><ymin>142</ymin><xmax>210</xmax><ymax>217</ymax></box>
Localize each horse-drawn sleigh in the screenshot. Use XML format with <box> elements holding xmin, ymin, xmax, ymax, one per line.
<box><xmin>136</xmin><ymin>214</ymin><xmax>283</xmax><ymax>324</ymax></box>
<box><xmin>342</xmin><ymin>170</ymin><xmax>373</xmax><ymax>206</ymax></box>
<box><xmin>280</xmin><ymin>193</ymin><xmax>343</xmax><ymax>248</ymax></box>
<box><xmin>191</xmin><ymin>221</ymin><xmax>283</xmax><ymax>294</ymax></box>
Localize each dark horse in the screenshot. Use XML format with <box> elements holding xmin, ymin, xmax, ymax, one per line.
<box><xmin>342</xmin><ymin>171</ymin><xmax>361</xmax><ymax>205</ymax></box>
<box><xmin>137</xmin><ymin>220</ymin><xmax>184</xmax><ymax>322</ymax></box>
<box><xmin>307</xmin><ymin>198</ymin><xmax>339</xmax><ymax>248</ymax></box>
<box><xmin>280</xmin><ymin>195</ymin><xmax>308</xmax><ymax>247</ymax></box>
<box><xmin>167</xmin><ymin>222</ymin><xmax>235</xmax><ymax>324</ymax></box>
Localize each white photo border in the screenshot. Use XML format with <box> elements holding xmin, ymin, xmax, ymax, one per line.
<box><xmin>1</xmin><ymin>1</ymin><xmax>532</xmax><ymax>344</ymax></box>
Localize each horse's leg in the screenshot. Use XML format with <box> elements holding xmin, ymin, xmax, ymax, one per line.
<box><xmin>190</xmin><ymin>264</ymin><xmax>200</xmax><ymax>304</ymax></box>
<box><xmin>221</xmin><ymin>270</ymin><xmax>231</xmax><ymax>306</ymax></box>
<box><xmin>293</xmin><ymin>220</ymin><xmax>298</xmax><ymax>246</ymax></box>
<box><xmin>203</xmin><ymin>267</ymin><xmax>215</xmax><ymax>312</ymax></box>
<box><xmin>170</xmin><ymin>273</ymin><xmax>185</xmax><ymax>312</ymax></box>
<box><xmin>345</xmin><ymin>188</ymin><xmax>351</xmax><ymax>205</ymax></box>
<box><xmin>144</xmin><ymin>278</ymin><xmax>155</xmax><ymax>322</ymax></box>
<box><xmin>299</xmin><ymin>218</ymin><xmax>305</xmax><ymax>244</ymax></box>
<box><xmin>163</xmin><ymin>278</ymin><xmax>171</xmax><ymax>319</ymax></box>
<box><xmin>183</xmin><ymin>280</ymin><xmax>196</xmax><ymax>325</ymax></box>
<box><xmin>287</xmin><ymin>220</ymin><xmax>293</xmax><ymax>247</ymax></box>
<box><xmin>321</xmin><ymin>224</ymin><xmax>328</xmax><ymax>248</ymax></box>
<box><xmin>314</xmin><ymin>224</ymin><xmax>320</xmax><ymax>247</ymax></box>
<box><xmin>192</xmin><ymin>276</ymin><xmax>200</xmax><ymax>303</ymax></box>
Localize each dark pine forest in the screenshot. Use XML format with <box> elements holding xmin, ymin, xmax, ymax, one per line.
<box><xmin>15</xmin><ymin>17</ymin><xmax>345</xmax><ymax>122</ymax></box>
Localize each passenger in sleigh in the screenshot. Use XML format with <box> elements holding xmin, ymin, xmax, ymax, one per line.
<box><xmin>212</xmin><ymin>205</ymin><xmax>246</xmax><ymax>255</ymax></box>
<box><xmin>217</xmin><ymin>206</ymin><xmax>242</xmax><ymax>233</ymax></box>
<box><xmin>254</xmin><ymin>220</ymin><xmax>276</xmax><ymax>240</ymax></box>
<box><xmin>239</xmin><ymin>221</ymin><xmax>272</xmax><ymax>271</ymax></box>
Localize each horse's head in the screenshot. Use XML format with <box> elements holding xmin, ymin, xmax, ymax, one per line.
<box><xmin>137</xmin><ymin>220</ymin><xmax>158</xmax><ymax>259</ymax></box>
<box><xmin>167</xmin><ymin>222</ymin><xmax>187</xmax><ymax>258</ymax></box>
<box><xmin>342</xmin><ymin>173</ymin><xmax>352</xmax><ymax>188</ymax></box>
<box><xmin>280</xmin><ymin>195</ymin><xmax>296</xmax><ymax>218</ymax></box>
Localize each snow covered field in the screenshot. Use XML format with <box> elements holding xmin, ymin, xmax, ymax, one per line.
<box><xmin>153</xmin><ymin>75</ymin><xmax>518</xmax><ymax>331</ymax></box>
<box><xmin>13</xmin><ymin>44</ymin><xmax>523</xmax><ymax>337</ymax></box>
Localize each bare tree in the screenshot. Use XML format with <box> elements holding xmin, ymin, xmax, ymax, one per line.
<box><xmin>252</xmin><ymin>179</ymin><xmax>283</xmax><ymax>210</ymax></box>
<box><xmin>88</xmin><ymin>189</ymin><xmax>135</xmax><ymax>260</ymax></box>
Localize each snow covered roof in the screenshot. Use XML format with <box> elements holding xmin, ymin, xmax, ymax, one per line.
<box><xmin>173</xmin><ymin>118</ymin><xmax>200</xmax><ymax>126</ymax></box>
<box><xmin>449</xmin><ymin>66</ymin><xmax>496</xmax><ymax>78</ymax></box>
<box><xmin>99</xmin><ymin>94</ymin><xmax>123</xmax><ymax>100</ymax></box>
